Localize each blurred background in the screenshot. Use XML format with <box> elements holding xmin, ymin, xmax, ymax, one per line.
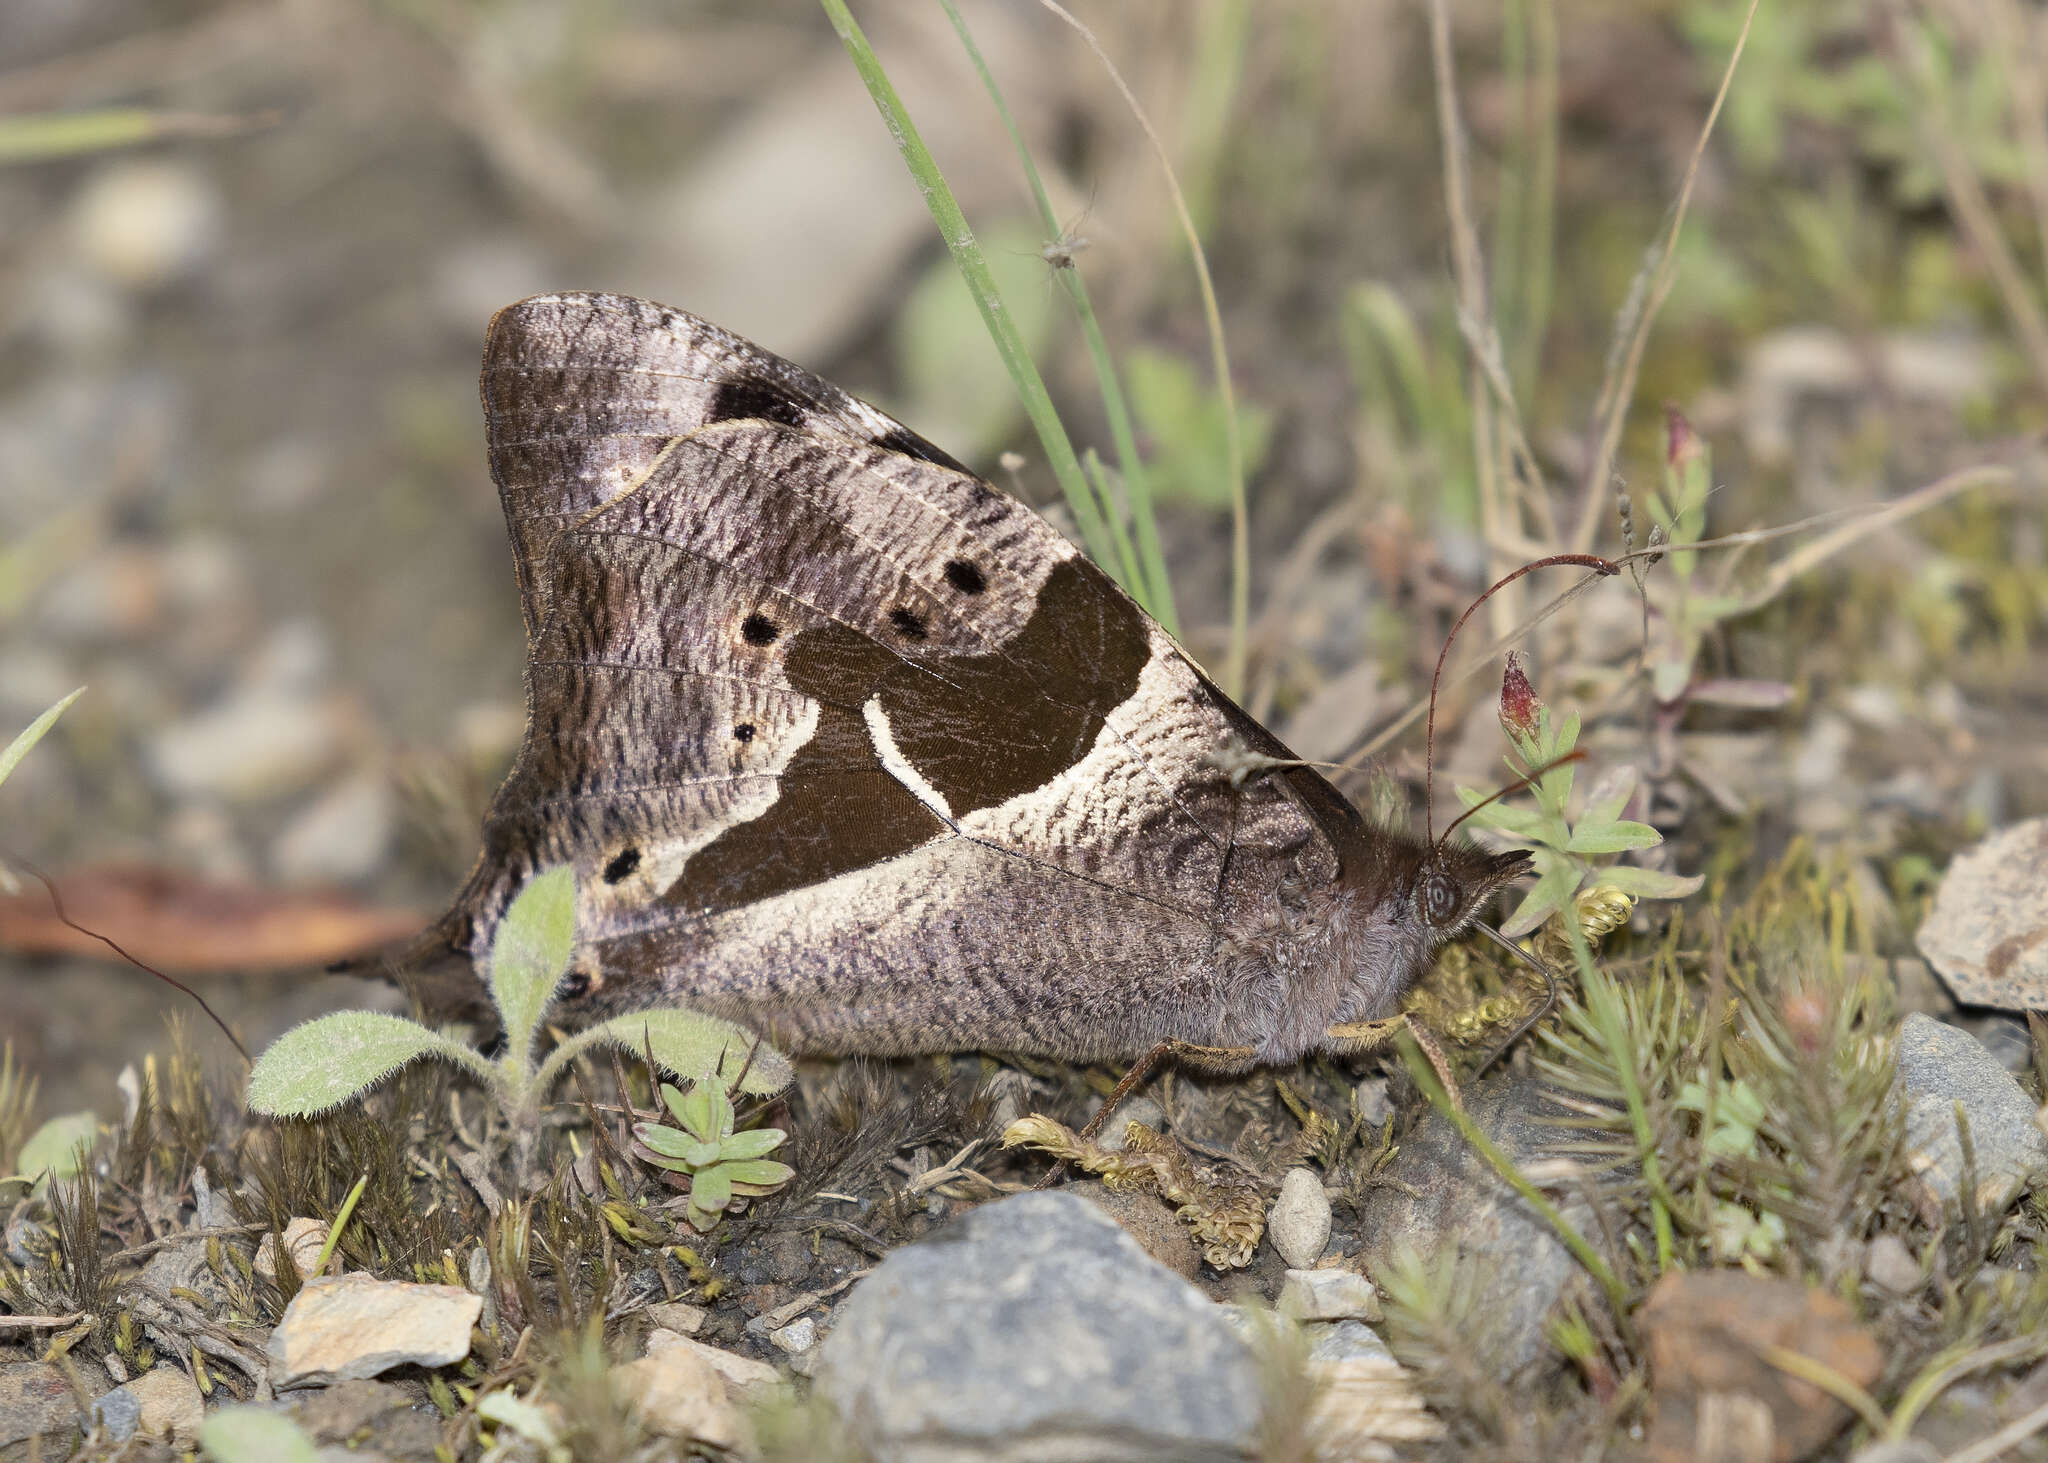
<box><xmin>0</xmin><ymin>0</ymin><xmax>2041</xmax><ymax>1114</ymax></box>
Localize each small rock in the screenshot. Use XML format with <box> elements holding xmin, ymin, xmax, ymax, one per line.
<box><xmin>255</xmin><ymin>1216</ymin><xmax>332</xmax><ymax>1282</ymax></box>
<box><xmin>266</xmin><ymin>1273</ymin><xmax>482</xmax><ymax>1388</ymax></box>
<box><xmin>283</xmin><ymin>1378</ymin><xmax>441</xmax><ymax>1457</ymax></box>
<box><xmin>1891</xmin><ymin>1012</ymin><xmax>2048</xmax><ymax>1222</ymax></box>
<box><xmin>0</xmin><ymin>1362</ymin><xmax>81</xmax><ymax>1457</ymax></box>
<box><xmin>92</xmin><ymin>1365</ymin><xmax>202</xmax><ymax>1444</ymax></box>
<box><xmin>1094</xmin><ymin>1094</ymin><xmax>1166</xmax><ymax>1152</ymax></box>
<box><xmin>770</xmin><ymin>1317</ymin><xmax>817</xmax><ymax>1354</ymax></box>
<box><xmin>1069</xmin><ymin>1178</ymin><xmax>1199</xmax><ymax>1279</ymax></box>
<box><xmin>817</xmin><ymin>1191</ymin><xmax>1262</xmax><ymax>1462</ymax></box>
<box><xmin>1353</xmin><ymin>1078</ymin><xmax>1393</xmax><ymax>1128</ymax></box>
<box><xmin>1267</xmin><ymin>1169</ymin><xmax>1332</xmax><ymax>1269</ymax></box>
<box><xmin>1354</xmin><ymin>1075</ymin><xmax>1596</xmax><ymax>1377</ymax></box>
<box><xmin>644</xmin><ymin>1301</ymin><xmax>707</xmax><ymax>1335</ymax></box>
<box><xmin>643</xmin><ymin>1332</ymin><xmax>781</xmax><ymax>1396</ymax></box>
<box><xmin>147</xmin><ymin>688</ymin><xmax>344</xmax><ymax>802</ymax></box>
<box><xmin>1279</xmin><ymin>1268</ymin><xmax>1381</xmax><ymax>1322</ymax></box>
<box><xmin>1641</xmin><ymin>1270</ymin><xmax>1882</xmax><ymax>1463</ymax></box>
<box><xmin>271</xmin><ymin>770</ymin><xmax>394</xmax><ymax>884</ymax></box>
<box><xmin>1306</xmin><ymin>1320</ymin><xmax>1396</xmax><ymax>1365</ymax></box>
<box><xmin>1864</xmin><ymin>1234</ymin><xmax>1922</xmax><ymax>1296</ymax></box>
<box><xmin>1916</xmin><ymin>817</ymin><xmax>2048</xmax><ymax>1011</ymax></box>
<box><xmin>1848</xmin><ymin>1444</ymin><xmax>1940</xmax><ymax>1463</ymax></box>
<box><xmin>613</xmin><ymin>1344</ymin><xmax>748</xmax><ymax>1451</ymax></box>
<box><xmin>70</xmin><ymin>159</ymin><xmax>222</xmax><ymax>290</ymax></box>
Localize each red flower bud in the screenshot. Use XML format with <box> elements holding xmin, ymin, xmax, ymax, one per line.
<box><xmin>1499</xmin><ymin>651</ymin><xmax>1543</xmax><ymax>740</ymax></box>
<box><xmin>1664</xmin><ymin>404</ymin><xmax>1702</xmax><ymax>469</ymax></box>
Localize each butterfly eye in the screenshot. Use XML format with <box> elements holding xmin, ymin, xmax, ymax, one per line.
<box><xmin>1421</xmin><ymin>871</ymin><xmax>1462</xmax><ymax>927</ymax></box>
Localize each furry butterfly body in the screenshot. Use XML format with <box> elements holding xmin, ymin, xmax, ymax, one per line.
<box><xmin>423</xmin><ymin>293</ymin><xmax>1526</xmax><ymax>1067</ymax></box>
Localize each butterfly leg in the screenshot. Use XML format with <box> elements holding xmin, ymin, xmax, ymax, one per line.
<box><xmin>1324</xmin><ymin>1012</ymin><xmax>1465</xmax><ymax>1114</ymax></box>
<box><xmin>1029</xmin><ymin>1038</ymin><xmax>1257</xmax><ymax>1191</ymax></box>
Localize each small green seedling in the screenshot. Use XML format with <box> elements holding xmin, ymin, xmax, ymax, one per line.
<box><xmin>247</xmin><ymin>865</ymin><xmax>792</xmax><ymax>1181</ymax></box>
<box><xmin>633</xmin><ymin>1073</ymin><xmax>795</xmax><ymax>1233</ymax></box>
<box><xmin>1456</xmin><ymin>655</ymin><xmax>1701</xmax><ymax>939</ymax></box>
<box><xmin>199</xmin><ymin>1407</ymin><xmax>320</xmax><ymax>1463</ymax></box>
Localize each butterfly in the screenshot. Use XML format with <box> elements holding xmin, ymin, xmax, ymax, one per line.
<box><xmin>412</xmin><ymin>292</ymin><xmax>1530</xmax><ymax>1073</ymax></box>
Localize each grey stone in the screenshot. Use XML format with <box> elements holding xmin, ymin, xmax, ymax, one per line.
<box><xmin>1306</xmin><ymin>1320</ymin><xmax>1395</xmax><ymax>1365</ymax></box>
<box><xmin>90</xmin><ymin>1384</ymin><xmax>141</xmax><ymax>1441</ymax></box>
<box><xmin>1864</xmin><ymin>1234</ymin><xmax>1922</xmax><ymax>1296</ymax></box>
<box><xmin>1354</xmin><ymin>1075</ymin><xmax>1598</xmax><ymax>1379</ymax></box>
<box><xmin>91</xmin><ymin>1366</ymin><xmax>201</xmax><ymax>1444</ymax></box>
<box><xmin>1093</xmin><ymin>1094</ymin><xmax>1165</xmax><ymax>1153</ymax></box>
<box><xmin>1892</xmin><ymin>1013</ymin><xmax>2048</xmax><ymax>1221</ymax></box>
<box><xmin>817</xmin><ymin>1191</ymin><xmax>1262</xmax><ymax>1462</ymax></box>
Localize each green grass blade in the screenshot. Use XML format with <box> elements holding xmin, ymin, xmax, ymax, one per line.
<box><xmin>0</xmin><ymin>688</ymin><xmax>84</xmax><ymax>792</ymax></box>
<box><xmin>818</xmin><ymin>0</ymin><xmax>1117</xmax><ymax>574</ymax></box>
<box><xmin>935</xmin><ymin>0</ymin><xmax>1179</xmax><ymax>634</ymax></box>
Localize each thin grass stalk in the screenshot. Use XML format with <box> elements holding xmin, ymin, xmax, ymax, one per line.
<box><xmin>1885</xmin><ymin>0</ymin><xmax>2048</xmax><ymax>395</ymax></box>
<box><xmin>1393</xmin><ymin>1026</ymin><xmax>1629</xmax><ymax>1321</ymax></box>
<box><xmin>1035</xmin><ymin>0</ymin><xmax>1250</xmax><ymax>696</ymax></box>
<box><xmin>1976</xmin><ymin>0</ymin><xmax>2048</xmax><ymax>304</ymax></box>
<box><xmin>1572</xmin><ymin>0</ymin><xmax>1760</xmax><ymax>553</ymax></box>
<box><xmin>935</xmin><ymin>0</ymin><xmax>1177</xmax><ymax>631</ymax></box>
<box><xmin>1425</xmin><ymin>0</ymin><xmax>1512</xmax><ymax>638</ymax></box>
<box><xmin>817</xmin><ymin>0</ymin><xmax>1117</xmax><ymax>570</ymax></box>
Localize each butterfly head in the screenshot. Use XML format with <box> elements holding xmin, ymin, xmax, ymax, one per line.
<box><xmin>1410</xmin><ymin>840</ymin><xmax>1532</xmax><ymax>941</ymax></box>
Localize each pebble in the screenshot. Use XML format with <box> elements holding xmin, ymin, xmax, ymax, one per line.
<box><xmin>612</xmin><ymin>1343</ymin><xmax>748</xmax><ymax>1452</ymax></box>
<box><xmin>266</xmin><ymin>1273</ymin><xmax>482</xmax><ymax>1389</ymax></box>
<box><xmin>1354</xmin><ymin>1075</ymin><xmax>1599</xmax><ymax>1377</ymax></box>
<box><xmin>770</xmin><ymin>1316</ymin><xmax>817</xmax><ymax>1354</ymax></box>
<box><xmin>271</xmin><ymin>770</ymin><xmax>394</xmax><ymax>884</ymax></box>
<box><xmin>1278</xmin><ymin>1267</ymin><xmax>1381</xmax><ymax>1323</ymax></box>
<box><xmin>1306</xmin><ymin>1320</ymin><xmax>1397</xmax><ymax>1365</ymax></box>
<box><xmin>70</xmin><ymin>159</ymin><xmax>222</xmax><ymax>291</ymax></box>
<box><xmin>1865</xmin><ymin>1234</ymin><xmax>1923</xmax><ymax>1296</ymax></box>
<box><xmin>1891</xmin><ymin>1013</ymin><xmax>2048</xmax><ymax>1223</ymax></box>
<box><xmin>643</xmin><ymin>1331</ymin><xmax>781</xmax><ymax>1396</ymax></box>
<box><xmin>1266</xmin><ymin>1168</ymin><xmax>1332</xmax><ymax>1269</ymax></box>
<box><xmin>1641</xmin><ymin>1270</ymin><xmax>1881</xmax><ymax>1463</ymax></box>
<box><xmin>91</xmin><ymin>1364</ymin><xmax>203</xmax><ymax>1444</ymax></box>
<box><xmin>0</xmin><ymin>1361</ymin><xmax>81</xmax><ymax>1457</ymax></box>
<box><xmin>255</xmin><ymin>1216</ymin><xmax>332</xmax><ymax>1283</ymax></box>
<box><xmin>817</xmin><ymin>1191</ymin><xmax>1262</xmax><ymax>1462</ymax></box>
<box><xmin>1916</xmin><ymin>817</ymin><xmax>2048</xmax><ymax>1011</ymax></box>
<box><xmin>147</xmin><ymin>687</ymin><xmax>343</xmax><ymax>803</ymax></box>
<box><xmin>644</xmin><ymin>1301</ymin><xmax>707</xmax><ymax>1335</ymax></box>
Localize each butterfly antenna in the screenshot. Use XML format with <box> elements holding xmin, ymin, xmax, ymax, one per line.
<box><xmin>1470</xmin><ymin>921</ymin><xmax>1557</xmax><ymax>1076</ymax></box>
<box><xmin>1433</xmin><ymin>748</ymin><xmax>1587</xmax><ymax>855</ymax></box>
<box><xmin>1423</xmin><ymin>554</ymin><xmax>1619</xmax><ymax>844</ymax></box>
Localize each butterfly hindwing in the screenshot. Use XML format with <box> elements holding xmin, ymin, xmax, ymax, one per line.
<box><xmin>447</xmin><ymin>292</ymin><xmax>1356</xmax><ymax>1058</ymax></box>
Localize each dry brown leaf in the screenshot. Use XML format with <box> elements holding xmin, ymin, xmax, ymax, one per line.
<box><xmin>0</xmin><ymin>862</ymin><xmax>424</xmax><ymax>973</ymax></box>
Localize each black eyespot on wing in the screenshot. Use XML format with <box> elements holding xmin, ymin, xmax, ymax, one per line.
<box><xmin>734</xmin><ymin>723</ymin><xmax>755</xmax><ymax>743</ymax></box>
<box><xmin>889</xmin><ymin>607</ymin><xmax>928</xmax><ymax>641</ymax></box>
<box><xmin>558</xmin><ymin>968</ymin><xmax>592</xmax><ymax>1000</ymax></box>
<box><xmin>944</xmin><ymin>559</ymin><xmax>986</xmax><ymax>595</ymax></box>
<box><xmin>741</xmin><ymin>613</ymin><xmax>780</xmax><ymax>646</ymax></box>
<box><xmin>706</xmin><ymin>378</ymin><xmax>808</xmax><ymax>429</ymax></box>
<box><xmin>602</xmin><ymin>848</ymin><xmax>641</xmax><ymax>884</ymax></box>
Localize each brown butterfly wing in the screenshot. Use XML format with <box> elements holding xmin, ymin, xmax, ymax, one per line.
<box><xmin>442</xmin><ymin>292</ymin><xmax>1366</xmax><ymax>1059</ymax></box>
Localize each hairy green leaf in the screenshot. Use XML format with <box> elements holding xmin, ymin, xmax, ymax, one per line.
<box><xmin>1592</xmin><ymin>865</ymin><xmax>1705</xmax><ymax>900</ymax></box>
<box><xmin>548</xmin><ymin>1010</ymin><xmax>791</xmax><ymax>1096</ymax></box>
<box><xmin>9</xmin><ymin>1110</ymin><xmax>96</xmax><ymax>1186</ymax></box>
<box><xmin>246</xmin><ymin>1013</ymin><xmax>480</xmax><ymax>1116</ymax></box>
<box><xmin>691</xmin><ymin>1167</ymin><xmax>733</xmax><ymax>1214</ymax></box>
<box><xmin>0</xmin><ymin>687</ymin><xmax>83</xmax><ymax>790</ymax></box>
<box><xmin>489</xmin><ymin>865</ymin><xmax>577</xmax><ymax>1068</ymax></box>
<box><xmin>631</xmin><ymin>1123</ymin><xmax>696</xmax><ymax>1160</ymax></box>
<box><xmin>1565</xmin><ymin>820</ymin><xmax>1664</xmax><ymax>854</ymax></box>
<box><xmin>200</xmin><ymin>1408</ymin><xmax>320</xmax><ymax>1463</ymax></box>
<box><xmin>718</xmin><ymin>1127</ymin><xmax>788</xmax><ymax>1161</ymax></box>
<box><xmin>719</xmin><ymin>1158</ymin><xmax>795</xmax><ymax>1187</ymax></box>
<box><xmin>1501</xmin><ymin>858</ymin><xmax>1581</xmax><ymax>939</ymax></box>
